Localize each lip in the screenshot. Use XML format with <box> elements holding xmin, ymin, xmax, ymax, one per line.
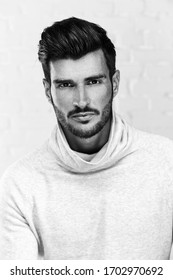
<box><xmin>71</xmin><ymin>112</ymin><xmax>95</xmax><ymax>122</ymax></box>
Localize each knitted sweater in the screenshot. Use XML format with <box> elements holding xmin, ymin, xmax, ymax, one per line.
<box><xmin>0</xmin><ymin>113</ymin><xmax>173</xmax><ymax>260</ymax></box>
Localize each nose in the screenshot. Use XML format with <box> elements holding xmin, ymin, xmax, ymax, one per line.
<box><xmin>73</xmin><ymin>85</ymin><xmax>90</xmax><ymax>108</ymax></box>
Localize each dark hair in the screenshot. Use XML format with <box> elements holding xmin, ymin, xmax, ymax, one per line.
<box><xmin>38</xmin><ymin>17</ymin><xmax>116</xmax><ymax>83</ymax></box>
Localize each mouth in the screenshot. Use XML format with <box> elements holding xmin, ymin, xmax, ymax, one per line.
<box><xmin>71</xmin><ymin>112</ymin><xmax>95</xmax><ymax>122</ymax></box>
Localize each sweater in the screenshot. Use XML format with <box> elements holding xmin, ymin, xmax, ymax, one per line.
<box><xmin>0</xmin><ymin>110</ymin><xmax>173</xmax><ymax>260</ymax></box>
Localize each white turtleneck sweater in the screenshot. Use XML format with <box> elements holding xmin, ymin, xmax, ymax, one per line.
<box><xmin>0</xmin><ymin>113</ymin><xmax>173</xmax><ymax>260</ymax></box>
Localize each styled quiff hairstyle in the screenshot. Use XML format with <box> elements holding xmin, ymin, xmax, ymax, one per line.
<box><xmin>38</xmin><ymin>17</ymin><xmax>116</xmax><ymax>83</ymax></box>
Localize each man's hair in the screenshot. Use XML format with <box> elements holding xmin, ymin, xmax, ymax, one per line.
<box><xmin>38</xmin><ymin>17</ymin><xmax>116</xmax><ymax>83</ymax></box>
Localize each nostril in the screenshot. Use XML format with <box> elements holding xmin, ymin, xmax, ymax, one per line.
<box><xmin>73</xmin><ymin>96</ymin><xmax>90</xmax><ymax>108</ymax></box>
<box><xmin>73</xmin><ymin>101</ymin><xmax>88</xmax><ymax>109</ymax></box>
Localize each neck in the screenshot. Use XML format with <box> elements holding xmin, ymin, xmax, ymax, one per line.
<box><xmin>62</xmin><ymin>118</ymin><xmax>112</xmax><ymax>154</ymax></box>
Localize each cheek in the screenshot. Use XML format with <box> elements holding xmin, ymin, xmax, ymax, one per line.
<box><xmin>52</xmin><ymin>92</ymin><xmax>73</xmax><ymax>111</ymax></box>
<box><xmin>92</xmin><ymin>86</ymin><xmax>112</xmax><ymax>108</ymax></box>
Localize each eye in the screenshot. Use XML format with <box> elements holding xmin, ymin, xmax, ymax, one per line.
<box><xmin>87</xmin><ymin>79</ymin><xmax>102</xmax><ymax>85</ymax></box>
<box><xmin>57</xmin><ymin>82</ymin><xmax>74</xmax><ymax>89</ymax></box>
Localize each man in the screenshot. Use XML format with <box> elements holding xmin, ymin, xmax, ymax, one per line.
<box><xmin>0</xmin><ymin>17</ymin><xmax>173</xmax><ymax>260</ymax></box>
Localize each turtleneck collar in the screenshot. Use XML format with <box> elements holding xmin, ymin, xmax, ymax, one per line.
<box><xmin>49</xmin><ymin>100</ymin><xmax>134</xmax><ymax>174</ymax></box>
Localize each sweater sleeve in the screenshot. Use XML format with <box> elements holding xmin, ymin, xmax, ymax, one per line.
<box><xmin>0</xmin><ymin>168</ymin><xmax>39</xmax><ymax>260</ymax></box>
<box><xmin>162</xmin><ymin>137</ymin><xmax>173</xmax><ymax>246</ymax></box>
<box><xmin>164</xmin><ymin>137</ymin><xmax>173</xmax><ymax>187</ymax></box>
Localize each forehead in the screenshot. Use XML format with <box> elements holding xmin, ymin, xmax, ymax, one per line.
<box><xmin>49</xmin><ymin>49</ymin><xmax>109</xmax><ymax>81</ymax></box>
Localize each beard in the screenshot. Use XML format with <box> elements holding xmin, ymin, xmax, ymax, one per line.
<box><xmin>53</xmin><ymin>98</ymin><xmax>113</xmax><ymax>139</ymax></box>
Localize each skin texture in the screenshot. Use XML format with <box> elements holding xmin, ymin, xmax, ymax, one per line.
<box><xmin>44</xmin><ymin>49</ymin><xmax>120</xmax><ymax>154</ymax></box>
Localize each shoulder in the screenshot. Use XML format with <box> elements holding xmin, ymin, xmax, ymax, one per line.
<box><xmin>132</xmin><ymin>128</ymin><xmax>173</xmax><ymax>180</ymax></box>
<box><xmin>1</xmin><ymin>142</ymin><xmax>47</xmax><ymax>176</ymax></box>
<box><xmin>0</xmin><ymin>141</ymin><xmax>51</xmax><ymax>196</ymax></box>
<box><xmin>133</xmin><ymin>128</ymin><xmax>173</xmax><ymax>158</ymax></box>
<box><xmin>129</xmin><ymin>127</ymin><xmax>173</xmax><ymax>198</ymax></box>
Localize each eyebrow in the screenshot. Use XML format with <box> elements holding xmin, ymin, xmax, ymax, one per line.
<box><xmin>84</xmin><ymin>74</ymin><xmax>107</xmax><ymax>82</ymax></box>
<box><xmin>53</xmin><ymin>74</ymin><xmax>107</xmax><ymax>85</ymax></box>
<box><xmin>53</xmin><ymin>79</ymin><xmax>74</xmax><ymax>85</ymax></box>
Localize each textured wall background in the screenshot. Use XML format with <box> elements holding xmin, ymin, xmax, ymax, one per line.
<box><xmin>0</xmin><ymin>0</ymin><xmax>173</xmax><ymax>175</ymax></box>
<box><xmin>0</xmin><ymin>0</ymin><xmax>173</xmax><ymax>259</ymax></box>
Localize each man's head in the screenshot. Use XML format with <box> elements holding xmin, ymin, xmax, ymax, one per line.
<box><xmin>38</xmin><ymin>17</ymin><xmax>120</xmax><ymax>144</ymax></box>
<box><xmin>38</xmin><ymin>17</ymin><xmax>116</xmax><ymax>83</ymax></box>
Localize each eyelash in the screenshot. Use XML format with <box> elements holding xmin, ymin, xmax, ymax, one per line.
<box><xmin>57</xmin><ymin>83</ymin><xmax>74</xmax><ymax>89</ymax></box>
<box><xmin>87</xmin><ymin>79</ymin><xmax>102</xmax><ymax>85</ymax></box>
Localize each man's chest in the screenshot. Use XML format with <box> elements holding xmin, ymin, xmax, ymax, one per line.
<box><xmin>33</xmin><ymin>162</ymin><xmax>172</xmax><ymax>259</ymax></box>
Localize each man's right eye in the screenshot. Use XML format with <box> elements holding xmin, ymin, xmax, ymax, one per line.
<box><xmin>57</xmin><ymin>83</ymin><xmax>74</xmax><ymax>89</ymax></box>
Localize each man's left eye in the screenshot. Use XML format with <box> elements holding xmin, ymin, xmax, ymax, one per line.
<box><xmin>88</xmin><ymin>80</ymin><xmax>101</xmax><ymax>85</ymax></box>
<box><xmin>58</xmin><ymin>83</ymin><xmax>73</xmax><ymax>88</ymax></box>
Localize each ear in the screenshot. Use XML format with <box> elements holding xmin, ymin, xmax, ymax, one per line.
<box><xmin>112</xmin><ymin>70</ymin><xmax>120</xmax><ymax>97</ymax></box>
<box><xmin>43</xmin><ymin>79</ymin><xmax>52</xmax><ymax>103</ymax></box>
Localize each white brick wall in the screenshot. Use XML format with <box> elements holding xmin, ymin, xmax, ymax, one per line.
<box><xmin>1</xmin><ymin>0</ymin><xmax>173</xmax><ymax>175</ymax></box>
<box><xmin>0</xmin><ymin>0</ymin><xmax>173</xmax><ymax>258</ymax></box>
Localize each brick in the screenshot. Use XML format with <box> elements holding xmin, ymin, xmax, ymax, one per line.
<box><xmin>0</xmin><ymin>0</ymin><xmax>22</xmax><ymax>17</ymax></box>
<box><xmin>131</xmin><ymin>111</ymin><xmax>173</xmax><ymax>131</ymax></box>
<box><xmin>128</xmin><ymin>78</ymin><xmax>173</xmax><ymax>126</ymax></box>
<box><xmin>144</xmin><ymin>0</ymin><xmax>173</xmax><ymax>17</ymax></box>
<box><xmin>144</xmin><ymin>63</ymin><xmax>173</xmax><ymax>79</ymax></box>
<box><xmin>144</xmin><ymin>29</ymin><xmax>173</xmax><ymax>50</ymax></box>
<box><xmin>20</xmin><ymin>95</ymin><xmax>52</xmax><ymax>115</ymax></box>
<box><xmin>119</xmin><ymin>62</ymin><xmax>142</xmax><ymax>80</ymax></box>
<box><xmin>132</xmin><ymin>50</ymin><xmax>173</xmax><ymax>63</ymax></box>
<box><xmin>24</xmin><ymin>128</ymin><xmax>53</xmax><ymax>148</ymax></box>
<box><xmin>0</xmin><ymin>51</ymin><xmax>10</xmax><ymax>65</ymax></box>
<box><xmin>149</xmin><ymin>97</ymin><xmax>173</xmax><ymax>113</ymax></box>
<box><xmin>132</xmin><ymin>78</ymin><xmax>173</xmax><ymax>98</ymax></box>
<box><xmin>0</xmin><ymin>116</ymin><xmax>10</xmax><ymax>131</ymax></box>
<box><xmin>114</xmin><ymin>0</ymin><xmax>144</xmax><ymax>16</ymax></box>
<box><xmin>20</xmin><ymin>0</ymin><xmax>115</xmax><ymax>20</ymax></box>
<box><xmin>117</xmin><ymin>94</ymin><xmax>149</xmax><ymax>114</ymax></box>
<box><xmin>0</xmin><ymin>65</ymin><xmax>21</xmax><ymax>83</ymax></box>
<box><xmin>0</xmin><ymin>98</ymin><xmax>22</xmax><ymax>114</ymax></box>
<box><xmin>9</xmin><ymin>17</ymin><xmax>45</xmax><ymax>48</ymax></box>
<box><xmin>135</xmin><ymin>15</ymin><xmax>173</xmax><ymax>32</ymax></box>
<box><xmin>19</xmin><ymin>63</ymin><xmax>45</xmax><ymax>83</ymax></box>
<box><xmin>132</xmin><ymin>16</ymin><xmax>161</xmax><ymax>30</ymax></box>
<box><xmin>0</xmin><ymin>19</ymin><xmax>11</xmax><ymax>48</ymax></box>
<box><xmin>102</xmin><ymin>18</ymin><xmax>135</xmax><ymax>48</ymax></box>
<box><xmin>10</xmin><ymin>113</ymin><xmax>54</xmax><ymax>131</ymax></box>
<box><xmin>116</xmin><ymin>48</ymin><xmax>131</xmax><ymax>63</ymax></box>
<box><xmin>108</xmin><ymin>19</ymin><xmax>145</xmax><ymax>50</ymax></box>
<box><xmin>120</xmin><ymin>29</ymin><xmax>145</xmax><ymax>49</ymax></box>
<box><xmin>9</xmin><ymin>49</ymin><xmax>36</xmax><ymax>66</ymax></box>
<box><xmin>16</xmin><ymin>0</ymin><xmax>59</xmax><ymax>19</ymax></box>
<box><xmin>0</xmin><ymin>129</ymin><xmax>26</xmax><ymax>149</ymax></box>
<box><xmin>81</xmin><ymin>0</ymin><xmax>115</xmax><ymax>18</ymax></box>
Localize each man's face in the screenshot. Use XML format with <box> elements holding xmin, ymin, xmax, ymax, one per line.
<box><xmin>45</xmin><ymin>49</ymin><xmax>119</xmax><ymax>139</ymax></box>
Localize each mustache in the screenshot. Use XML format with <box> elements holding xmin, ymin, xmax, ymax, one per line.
<box><xmin>68</xmin><ymin>106</ymin><xmax>99</xmax><ymax>118</ymax></box>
